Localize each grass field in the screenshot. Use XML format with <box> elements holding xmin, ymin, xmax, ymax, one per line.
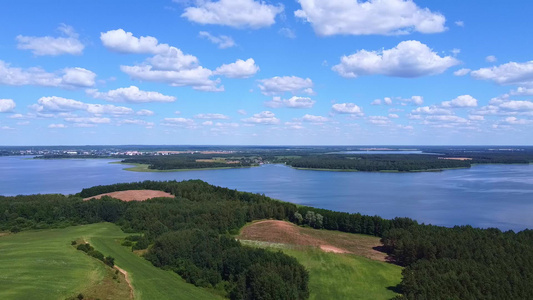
<box><xmin>238</xmin><ymin>221</ymin><xmax>403</xmax><ymax>300</ymax></box>
<box><xmin>0</xmin><ymin>223</ymin><xmax>220</xmax><ymax>300</ymax></box>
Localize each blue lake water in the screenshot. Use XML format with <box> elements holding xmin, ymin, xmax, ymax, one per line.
<box><xmin>1</xmin><ymin>156</ymin><xmax>532</xmax><ymax>231</ymax></box>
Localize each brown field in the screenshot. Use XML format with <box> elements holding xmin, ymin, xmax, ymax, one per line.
<box><xmin>238</xmin><ymin>220</ymin><xmax>388</xmax><ymax>261</ymax></box>
<box><xmin>84</xmin><ymin>190</ymin><xmax>174</xmax><ymax>202</ymax></box>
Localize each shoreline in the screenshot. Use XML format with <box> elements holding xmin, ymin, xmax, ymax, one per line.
<box><xmin>112</xmin><ymin>162</ymin><xmax>257</xmax><ymax>172</ymax></box>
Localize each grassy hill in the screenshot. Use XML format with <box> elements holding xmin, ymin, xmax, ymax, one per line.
<box><xmin>0</xmin><ymin>223</ymin><xmax>220</xmax><ymax>300</ymax></box>
<box><xmin>238</xmin><ymin>220</ymin><xmax>402</xmax><ymax>300</ymax></box>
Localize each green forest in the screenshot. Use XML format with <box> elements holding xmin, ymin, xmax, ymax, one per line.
<box><xmin>1</xmin><ymin>180</ymin><xmax>532</xmax><ymax>299</ymax></box>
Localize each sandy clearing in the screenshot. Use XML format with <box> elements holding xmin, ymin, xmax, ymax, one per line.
<box><xmin>84</xmin><ymin>190</ymin><xmax>174</xmax><ymax>202</ymax></box>
<box><xmin>114</xmin><ymin>265</ymin><xmax>134</xmax><ymax>299</ymax></box>
<box><xmin>238</xmin><ymin>220</ymin><xmax>388</xmax><ymax>261</ymax></box>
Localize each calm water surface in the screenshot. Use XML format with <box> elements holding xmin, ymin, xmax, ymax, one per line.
<box><xmin>1</xmin><ymin>156</ymin><xmax>532</xmax><ymax>231</ymax></box>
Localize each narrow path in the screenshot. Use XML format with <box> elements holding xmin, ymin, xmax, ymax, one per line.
<box><xmin>114</xmin><ymin>265</ymin><xmax>134</xmax><ymax>299</ymax></box>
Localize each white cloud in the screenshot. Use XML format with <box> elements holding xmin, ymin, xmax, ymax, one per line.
<box><xmin>16</xmin><ymin>24</ymin><xmax>84</xmax><ymax>56</ymax></box>
<box><xmin>368</xmin><ymin>116</ymin><xmax>391</xmax><ymax>125</ymax></box>
<box><xmin>237</xmin><ymin>109</ymin><xmax>247</xmax><ymax>115</ymax></box>
<box><xmin>87</xmin><ymin>86</ymin><xmax>176</xmax><ymax>103</ymax></box>
<box><xmin>455</xmin><ymin>21</ymin><xmax>464</xmax><ymax>27</ymax></box>
<box><xmin>294</xmin><ymin>0</ymin><xmax>446</xmax><ymax>36</ymax></box>
<box><xmin>194</xmin><ymin>113</ymin><xmax>229</xmax><ymax>119</ymax></box>
<box><xmin>214</xmin><ymin>58</ymin><xmax>259</xmax><ymax>78</ymax></box>
<box><xmin>61</xmin><ymin>68</ymin><xmax>96</xmax><ymax>87</ymax></box>
<box><xmin>471</xmin><ymin>61</ymin><xmax>533</xmax><ymax>86</ymax></box>
<box><xmin>100</xmin><ymin>29</ymin><xmax>168</xmax><ymax>54</ymax></box>
<box><xmin>36</xmin><ymin>96</ymin><xmax>87</xmax><ymax>112</ymax></box>
<box><xmin>504</xmin><ymin>117</ymin><xmax>531</xmax><ymax>125</ymax></box>
<box><xmin>486</xmin><ymin>55</ymin><xmax>497</xmax><ymax>63</ymax></box>
<box><xmin>371</xmin><ymin>97</ymin><xmax>393</xmax><ymax>105</ymax></box>
<box><xmin>0</xmin><ymin>99</ymin><xmax>16</xmax><ymax>113</ymax></box>
<box><xmin>332</xmin><ymin>103</ymin><xmax>364</xmax><ymax>115</ymax></box>
<box><xmin>388</xmin><ymin>114</ymin><xmax>399</xmax><ymax>119</ymax></box>
<box><xmin>119</xmin><ymin>119</ymin><xmax>155</xmax><ymax>127</ymax></box>
<box><xmin>425</xmin><ymin>115</ymin><xmax>468</xmax><ymax>123</ymax></box>
<box><xmin>411</xmin><ymin>106</ymin><xmax>452</xmax><ymax>115</ymax></box>
<box><xmin>120</xmin><ymin>65</ymin><xmax>222</xmax><ymax>92</ymax></box>
<box><xmin>202</xmin><ymin>121</ymin><xmax>214</xmax><ymax>126</ymax></box>
<box><xmin>441</xmin><ymin>95</ymin><xmax>478</xmax><ymax>108</ymax></box>
<box><xmin>454</xmin><ymin>68</ymin><xmax>471</xmax><ymax>76</ymax></box>
<box><xmin>332</xmin><ymin>40</ymin><xmax>459</xmax><ymax>78</ymax></box>
<box><xmin>182</xmin><ymin>0</ymin><xmax>284</xmax><ymax>29</ymax></box>
<box><xmin>64</xmin><ymin>117</ymin><xmax>111</xmax><ymax>124</ymax></box>
<box><xmin>302</xmin><ymin>114</ymin><xmax>328</xmax><ymax>123</ymax></box>
<box><xmin>33</xmin><ymin>96</ymin><xmax>135</xmax><ymax>116</ymax></box>
<box><xmin>198</xmin><ymin>31</ymin><xmax>235</xmax><ymax>49</ymax></box>
<box><xmin>242</xmin><ymin>111</ymin><xmax>280</xmax><ymax>124</ymax></box>
<box><xmin>258</xmin><ymin>76</ymin><xmax>314</xmax><ymax>95</ymax></box>
<box><xmin>0</xmin><ymin>60</ymin><xmax>95</xmax><ymax>88</ymax></box>
<box><xmin>162</xmin><ymin>117</ymin><xmax>196</xmax><ymax>127</ymax></box>
<box><xmin>406</xmin><ymin>96</ymin><xmax>424</xmax><ymax>105</ymax></box>
<box><xmin>86</xmin><ymin>104</ymin><xmax>133</xmax><ymax>115</ymax></box>
<box><xmin>265</xmin><ymin>96</ymin><xmax>315</xmax><ymax>108</ymax></box>
<box><xmin>279</xmin><ymin>27</ymin><xmax>296</xmax><ymax>39</ymax></box>
<box><xmin>499</xmin><ymin>100</ymin><xmax>533</xmax><ymax>111</ymax></box>
<box><xmin>511</xmin><ymin>87</ymin><xmax>533</xmax><ymax>96</ymax></box>
<box><xmin>137</xmin><ymin>109</ymin><xmax>155</xmax><ymax>116</ymax></box>
<box><xmin>48</xmin><ymin>123</ymin><xmax>66</xmax><ymax>128</ymax></box>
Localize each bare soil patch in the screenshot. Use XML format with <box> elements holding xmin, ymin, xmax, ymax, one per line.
<box><xmin>114</xmin><ymin>265</ymin><xmax>134</xmax><ymax>299</ymax></box>
<box><xmin>84</xmin><ymin>190</ymin><xmax>174</xmax><ymax>202</ymax></box>
<box><xmin>238</xmin><ymin>220</ymin><xmax>388</xmax><ymax>261</ymax></box>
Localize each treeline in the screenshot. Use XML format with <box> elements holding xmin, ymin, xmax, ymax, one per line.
<box><xmin>122</xmin><ymin>156</ymin><xmax>253</xmax><ymax>170</ymax></box>
<box><xmin>381</xmin><ymin>225</ymin><xmax>533</xmax><ymax>299</ymax></box>
<box><xmin>285</xmin><ymin>155</ymin><xmax>471</xmax><ymax>171</ymax></box>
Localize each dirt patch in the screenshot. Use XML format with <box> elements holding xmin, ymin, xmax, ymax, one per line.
<box><xmin>114</xmin><ymin>265</ymin><xmax>134</xmax><ymax>299</ymax></box>
<box><xmin>84</xmin><ymin>190</ymin><xmax>174</xmax><ymax>202</ymax></box>
<box><xmin>238</xmin><ymin>220</ymin><xmax>388</xmax><ymax>261</ymax></box>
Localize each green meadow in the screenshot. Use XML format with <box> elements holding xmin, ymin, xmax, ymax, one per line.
<box><xmin>0</xmin><ymin>223</ymin><xmax>219</xmax><ymax>300</ymax></box>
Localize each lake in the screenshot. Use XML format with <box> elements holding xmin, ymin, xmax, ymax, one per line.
<box><xmin>1</xmin><ymin>156</ymin><xmax>532</xmax><ymax>231</ymax></box>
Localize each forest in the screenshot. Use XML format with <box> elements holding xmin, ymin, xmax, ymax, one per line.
<box><xmin>1</xmin><ymin>180</ymin><xmax>532</xmax><ymax>299</ymax></box>
<box><xmin>121</xmin><ymin>155</ymin><xmax>254</xmax><ymax>170</ymax></box>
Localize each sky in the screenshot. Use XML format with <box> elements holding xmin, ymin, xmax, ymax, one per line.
<box><xmin>0</xmin><ymin>0</ymin><xmax>532</xmax><ymax>146</ymax></box>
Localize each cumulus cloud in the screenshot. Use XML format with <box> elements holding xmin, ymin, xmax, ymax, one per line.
<box><xmin>301</xmin><ymin>114</ymin><xmax>328</xmax><ymax>123</ymax></box>
<box><xmin>441</xmin><ymin>95</ymin><xmax>478</xmax><ymax>108</ymax></box>
<box><xmin>87</xmin><ymin>86</ymin><xmax>176</xmax><ymax>103</ymax></box>
<box><xmin>471</xmin><ymin>61</ymin><xmax>533</xmax><ymax>86</ymax></box>
<box><xmin>101</xmin><ymin>29</ymin><xmax>224</xmax><ymax>91</ymax></box>
<box><xmin>331</xmin><ymin>103</ymin><xmax>364</xmax><ymax>115</ymax></box>
<box><xmin>469</xmin><ymin>115</ymin><xmax>484</xmax><ymax>121</ymax></box>
<box><xmin>121</xmin><ymin>65</ymin><xmax>223</xmax><ymax>92</ymax></box>
<box><xmin>32</xmin><ymin>96</ymin><xmax>135</xmax><ymax>116</ymax></box>
<box><xmin>486</xmin><ymin>55</ymin><xmax>497</xmax><ymax>63</ymax></box>
<box><xmin>137</xmin><ymin>109</ymin><xmax>154</xmax><ymax>116</ymax></box>
<box><xmin>198</xmin><ymin>31</ymin><xmax>235</xmax><ymax>48</ymax></box>
<box><xmin>371</xmin><ymin>97</ymin><xmax>392</xmax><ymax>105</ymax></box>
<box><xmin>182</xmin><ymin>0</ymin><xmax>284</xmax><ymax>29</ymax></box>
<box><xmin>411</xmin><ymin>106</ymin><xmax>452</xmax><ymax>115</ymax></box>
<box><xmin>388</xmin><ymin>114</ymin><xmax>399</xmax><ymax>119</ymax></box>
<box><xmin>258</xmin><ymin>76</ymin><xmax>314</xmax><ymax>95</ymax></box>
<box><xmin>265</xmin><ymin>96</ymin><xmax>315</xmax><ymax>108</ymax></box>
<box><xmin>48</xmin><ymin>123</ymin><xmax>67</xmax><ymax>128</ymax></box>
<box><xmin>504</xmin><ymin>117</ymin><xmax>531</xmax><ymax>125</ymax></box>
<box><xmin>368</xmin><ymin>116</ymin><xmax>392</xmax><ymax>125</ymax></box>
<box><xmin>0</xmin><ymin>99</ymin><xmax>16</xmax><ymax>113</ymax></box>
<box><xmin>100</xmin><ymin>29</ymin><xmax>169</xmax><ymax>54</ymax></box>
<box><xmin>242</xmin><ymin>111</ymin><xmax>280</xmax><ymax>124</ymax></box>
<box><xmin>214</xmin><ymin>58</ymin><xmax>259</xmax><ymax>78</ymax></box>
<box><xmin>454</xmin><ymin>68</ymin><xmax>471</xmax><ymax>76</ymax></box>
<box><xmin>511</xmin><ymin>87</ymin><xmax>533</xmax><ymax>96</ymax></box>
<box><xmin>194</xmin><ymin>113</ymin><xmax>229</xmax><ymax>119</ymax></box>
<box><xmin>161</xmin><ymin>117</ymin><xmax>196</xmax><ymax>127</ymax></box>
<box><xmin>118</xmin><ymin>119</ymin><xmax>155</xmax><ymax>127</ymax></box>
<box><xmin>294</xmin><ymin>0</ymin><xmax>446</xmax><ymax>36</ymax></box>
<box><xmin>16</xmin><ymin>24</ymin><xmax>84</xmax><ymax>56</ymax></box>
<box><xmin>0</xmin><ymin>60</ymin><xmax>95</xmax><ymax>88</ymax></box>
<box><xmin>332</xmin><ymin>40</ymin><xmax>459</xmax><ymax>78</ymax></box>
<box><xmin>64</xmin><ymin>117</ymin><xmax>111</xmax><ymax>124</ymax></box>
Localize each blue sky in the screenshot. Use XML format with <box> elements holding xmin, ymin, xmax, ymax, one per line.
<box><xmin>0</xmin><ymin>0</ymin><xmax>532</xmax><ymax>145</ymax></box>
